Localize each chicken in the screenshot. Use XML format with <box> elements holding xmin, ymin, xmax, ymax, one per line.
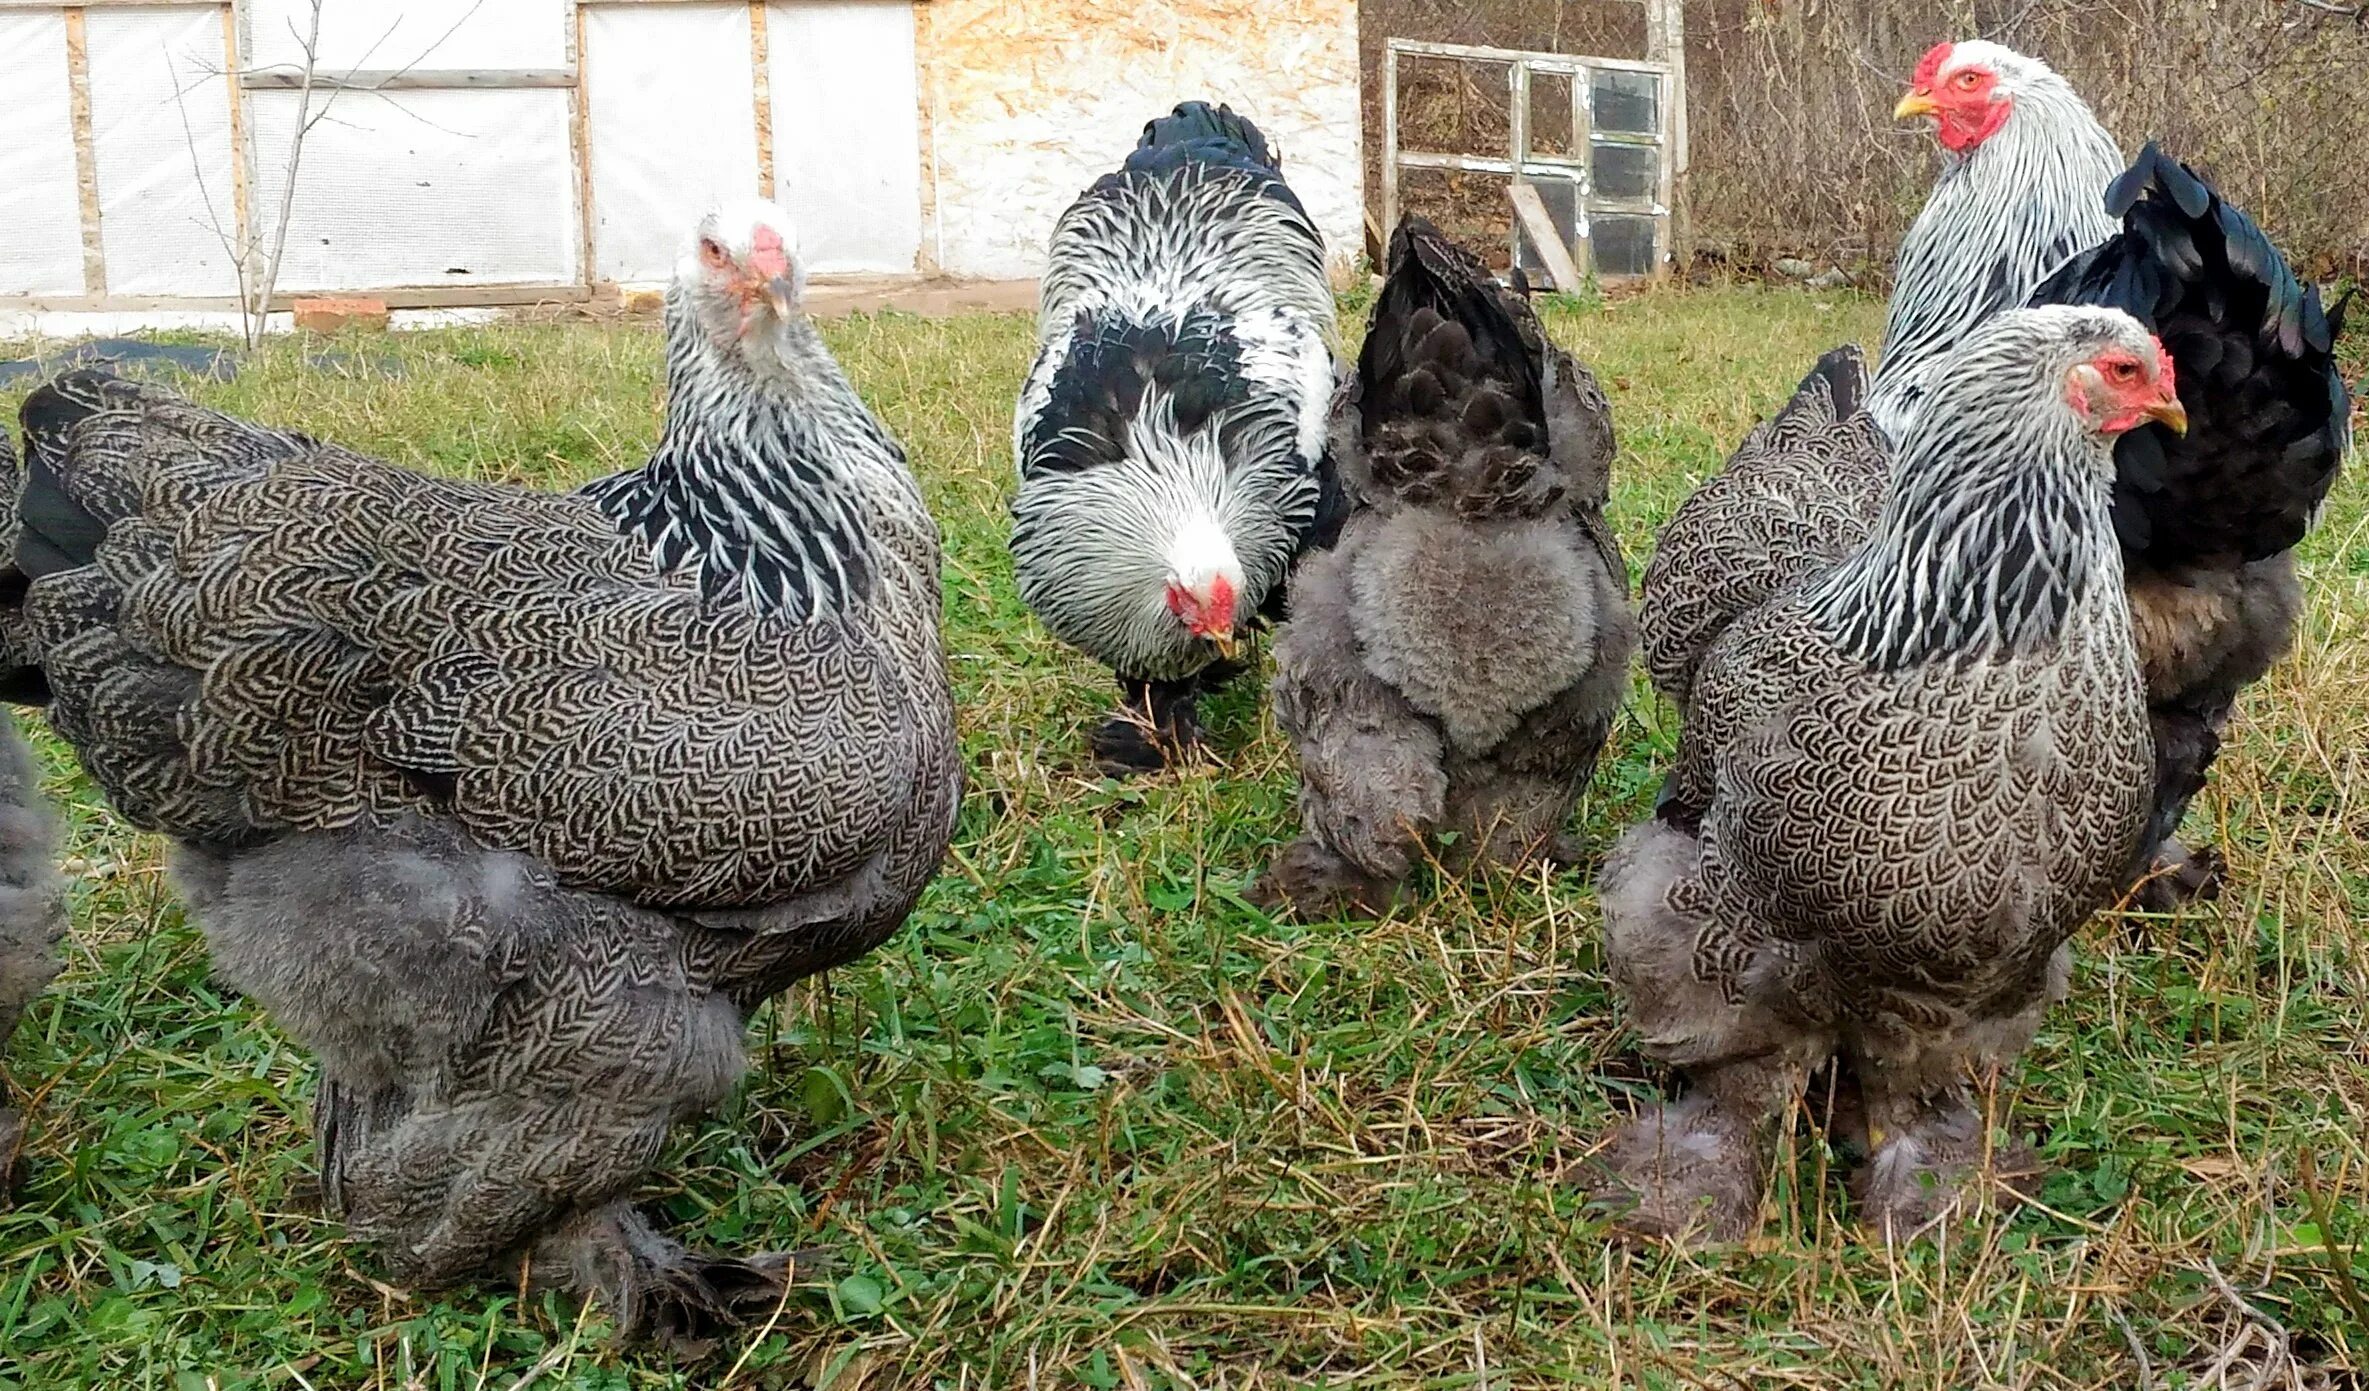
<box><xmin>1253</xmin><ymin>218</ymin><xmax>1633</xmax><ymax>917</ymax></box>
<box><xmin>1646</xmin><ymin>45</ymin><xmax>2351</xmax><ymax>910</ymax></box>
<box><xmin>1868</xmin><ymin>40</ymin><xmax>2124</xmax><ymax>443</ymax></box>
<box><xmin>1593</xmin><ymin>306</ymin><xmax>2176</xmax><ymax>1243</ymax></box>
<box><xmin>1011</xmin><ymin>101</ymin><xmax>1344</xmax><ymax>775</ymax></box>
<box><xmin>2</xmin><ymin>200</ymin><xmax>959</xmax><ymax>1341</ymax></box>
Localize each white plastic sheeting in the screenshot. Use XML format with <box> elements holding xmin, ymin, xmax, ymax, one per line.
<box><xmin>585</xmin><ymin>2</ymin><xmax>758</xmax><ymax>285</ymax></box>
<box><xmin>249</xmin><ymin>87</ymin><xmax>579</xmax><ymax>291</ymax></box>
<box><xmin>0</xmin><ymin>12</ymin><xmax>86</xmax><ymax>297</ymax></box>
<box><xmin>85</xmin><ymin>6</ymin><xmax>244</xmax><ymax>297</ymax></box>
<box><xmin>767</xmin><ymin>1</ymin><xmax>923</xmax><ymax>276</ymax></box>
<box><xmin>245</xmin><ymin>0</ymin><xmax>565</xmax><ymax>74</ymax></box>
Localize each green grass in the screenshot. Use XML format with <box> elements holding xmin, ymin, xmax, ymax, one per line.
<box><xmin>1</xmin><ymin>285</ymin><xmax>2364</xmax><ymax>1389</ymax></box>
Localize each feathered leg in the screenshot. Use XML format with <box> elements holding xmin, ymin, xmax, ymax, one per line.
<box><xmin>2124</xmin><ymin>555</ymin><xmax>2302</xmax><ymax>912</ymax></box>
<box><xmin>1090</xmin><ymin>674</ymin><xmax>1207</xmax><ymax>777</ymax></box>
<box><xmin>1590</xmin><ymin>819</ymin><xmax>1834</xmax><ymax>1243</ymax></box>
<box><xmin>185</xmin><ymin>818</ymin><xmax>812</xmax><ymax>1348</ymax></box>
<box><xmin>0</xmin><ymin>712</ymin><xmax>64</xmax><ymax>1195</ymax></box>
<box><xmin>1846</xmin><ymin>947</ymin><xmax>2065</xmax><ymax>1241</ymax></box>
<box><xmin>1257</xmin><ymin>549</ymin><xmax>1446</xmax><ymax>917</ymax></box>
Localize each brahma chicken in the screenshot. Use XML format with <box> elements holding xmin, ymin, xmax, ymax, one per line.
<box><xmin>1643</xmin><ymin>40</ymin><xmax>2350</xmax><ymax>910</ymax></box>
<box><xmin>1254</xmin><ymin>218</ymin><xmax>1632</xmax><ymax>917</ymax></box>
<box><xmin>1596</xmin><ymin>306</ymin><xmax>2176</xmax><ymax>1242</ymax></box>
<box><xmin>1011</xmin><ymin>101</ymin><xmax>1343</xmax><ymax>775</ymax></box>
<box><xmin>1</xmin><ymin>200</ymin><xmax>959</xmax><ymax>1342</ymax></box>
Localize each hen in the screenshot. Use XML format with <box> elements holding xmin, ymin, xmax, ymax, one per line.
<box><xmin>3</xmin><ymin>201</ymin><xmax>959</xmax><ymax>1340</ymax></box>
<box><xmin>1011</xmin><ymin>101</ymin><xmax>1343</xmax><ymax>775</ymax></box>
<box><xmin>1255</xmin><ymin>218</ymin><xmax>1633</xmax><ymax>917</ymax></box>
<box><xmin>0</xmin><ymin>427</ymin><xmax>65</xmax><ymax>1195</ymax></box>
<box><xmin>1594</xmin><ymin>306</ymin><xmax>2174</xmax><ymax>1242</ymax></box>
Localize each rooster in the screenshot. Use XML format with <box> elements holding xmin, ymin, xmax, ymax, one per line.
<box><xmin>1868</xmin><ymin>41</ymin><xmax>2125</xmax><ymax>442</ymax></box>
<box><xmin>1596</xmin><ymin>307</ymin><xmax>2175</xmax><ymax>1242</ymax></box>
<box><xmin>1011</xmin><ymin>101</ymin><xmax>1343</xmax><ymax>775</ymax></box>
<box><xmin>1254</xmin><ymin>219</ymin><xmax>1632</xmax><ymax>917</ymax></box>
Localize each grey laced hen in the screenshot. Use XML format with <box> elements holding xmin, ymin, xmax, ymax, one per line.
<box><xmin>1</xmin><ymin>200</ymin><xmax>958</xmax><ymax>1342</ymax></box>
<box><xmin>1254</xmin><ymin>219</ymin><xmax>1632</xmax><ymax>917</ymax></box>
<box><xmin>1594</xmin><ymin>307</ymin><xmax>2174</xmax><ymax>1244</ymax></box>
<box><xmin>1011</xmin><ymin>101</ymin><xmax>1343</xmax><ymax>775</ymax></box>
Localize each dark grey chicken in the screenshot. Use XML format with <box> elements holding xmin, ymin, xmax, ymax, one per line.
<box><xmin>1254</xmin><ymin>219</ymin><xmax>1633</xmax><ymax>917</ymax></box>
<box><xmin>0</xmin><ymin>425</ymin><xmax>65</xmax><ymax>1196</ymax></box>
<box><xmin>1</xmin><ymin>199</ymin><xmax>958</xmax><ymax>1341</ymax></box>
<box><xmin>1595</xmin><ymin>307</ymin><xmax>2173</xmax><ymax>1243</ymax></box>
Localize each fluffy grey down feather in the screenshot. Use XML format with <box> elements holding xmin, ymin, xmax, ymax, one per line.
<box><xmin>1258</xmin><ymin>221</ymin><xmax>1634</xmax><ymax>916</ymax></box>
<box><xmin>0</xmin><ymin>711</ymin><xmax>64</xmax><ymax>1192</ymax></box>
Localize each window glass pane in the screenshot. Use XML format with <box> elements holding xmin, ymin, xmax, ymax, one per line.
<box><xmin>1591</xmin><ymin>141</ymin><xmax>1658</xmax><ymax>200</ymax></box>
<box><xmin>1592</xmin><ymin>70</ymin><xmax>1658</xmax><ymax>134</ymax></box>
<box><xmin>1590</xmin><ymin>213</ymin><xmax>1657</xmax><ymax>277</ymax></box>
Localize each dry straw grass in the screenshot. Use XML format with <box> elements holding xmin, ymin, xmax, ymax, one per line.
<box><xmin>0</xmin><ymin>286</ymin><xmax>2362</xmax><ymax>1388</ymax></box>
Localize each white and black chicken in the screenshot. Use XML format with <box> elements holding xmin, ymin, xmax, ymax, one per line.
<box><xmin>1011</xmin><ymin>101</ymin><xmax>1343</xmax><ymax>775</ymax></box>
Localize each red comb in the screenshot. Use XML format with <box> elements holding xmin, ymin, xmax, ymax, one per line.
<box><xmin>1910</xmin><ymin>42</ymin><xmax>1952</xmax><ymax>88</ymax></box>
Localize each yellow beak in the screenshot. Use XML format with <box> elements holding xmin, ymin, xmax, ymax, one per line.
<box><xmin>1894</xmin><ymin>90</ymin><xmax>1939</xmax><ymax>121</ymax></box>
<box><xmin>1209</xmin><ymin>631</ymin><xmax>1241</xmax><ymax>661</ymax></box>
<box><xmin>2144</xmin><ymin>396</ymin><xmax>2190</xmax><ymax>435</ymax></box>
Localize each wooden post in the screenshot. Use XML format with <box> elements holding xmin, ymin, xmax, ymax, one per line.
<box><xmin>568</xmin><ymin>2</ymin><xmax>597</xmax><ymax>289</ymax></box>
<box><xmin>1643</xmin><ymin>0</ymin><xmax>1689</xmax><ymax>278</ymax></box>
<box><xmin>64</xmin><ymin>7</ymin><xmax>107</xmax><ymax>296</ymax></box>
<box><xmin>748</xmin><ymin>0</ymin><xmax>774</xmax><ymax>201</ymax></box>
<box><xmin>1506</xmin><ymin>58</ymin><xmax>1529</xmax><ymax>272</ymax></box>
<box><xmin>1380</xmin><ymin>43</ymin><xmax>1400</xmax><ymax>252</ymax></box>
<box><xmin>220</xmin><ymin>3</ymin><xmax>251</xmax><ymax>267</ymax></box>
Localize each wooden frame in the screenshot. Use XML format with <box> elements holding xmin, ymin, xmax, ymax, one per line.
<box><xmin>1380</xmin><ymin>34</ymin><xmax>1680</xmax><ymax>283</ymax></box>
<box><xmin>3</xmin><ymin>0</ymin><xmax>937</xmax><ymax>314</ymax></box>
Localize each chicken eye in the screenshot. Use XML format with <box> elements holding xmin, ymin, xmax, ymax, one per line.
<box><xmin>1954</xmin><ymin>70</ymin><xmax>1983</xmax><ymax>89</ymax></box>
<box><xmin>699</xmin><ymin>238</ymin><xmax>729</xmax><ymax>270</ymax></box>
<box><xmin>2106</xmin><ymin>360</ymin><xmax>2138</xmax><ymax>382</ymax></box>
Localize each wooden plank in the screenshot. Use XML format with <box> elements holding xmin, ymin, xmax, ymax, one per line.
<box><xmin>1397</xmin><ymin>150</ymin><xmax>1518</xmax><ymax>176</ymax></box>
<box><xmin>0</xmin><ymin>285</ymin><xmax>596</xmax><ymax>314</ymax></box>
<box><xmin>568</xmin><ymin>3</ymin><xmax>596</xmax><ymax>289</ymax></box>
<box><xmin>239</xmin><ymin>68</ymin><xmax>576</xmax><ymax>90</ymax></box>
<box><xmin>910</xmin><ymin>0</ymin><xmax>941</xmax><ymax>274</ymax></box>
<box><xmin>220</xmin><ymin>2</ymin><xmax>252</xmax><ymax>270</ymax></box>
<box><xmin>0</xmin><ymin>0</ymin><xmax>214</xmax><ymax>8</ymax></box>
<box><xmin>1508</xmin><ymin>183</ymin><xmax>1582</xmax><ymax>294</ymax></box>
<box><xmin>62</xmin><ymin>7</ymin><xmax>106</xmax><ymax>297</ymax></box>
<box><xmin>1644</xmin><ymin>0</ymin><xmax>1688</xmax><ymax>278</ymax></box>
<box><xmin>1388</xmin><ymin>36</ymin><xmax>1667</xmax><ymax>77</ymax></box>
<box><xmin>748</xmin><ymin>0</ymin><xmax>774</xmax><ymax>200</ymax></box>
<box><xmin>1380</xmin><ymin>42</ymin><xmax>1399</xmax><ymax>240</ymax></box>
<box><xmin>1506</xmin><ymin>60</ymin><xmax>1529</xmax><ymax>272</ymax></box>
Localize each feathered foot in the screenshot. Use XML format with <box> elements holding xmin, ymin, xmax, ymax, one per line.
<box><xmin>1090</xmin><ymin>676</ymin><xmax>1207</xmax><ymax>777</ymax></box>
<box><xmin>2127</xmin><ymin>837</ymin><xmax>2225</xmax><ymax>914</ymax></box>
<box><xmin>1250</xmin><ymin>837</ymin><xmax>1403</xmax><ymax>919</ymax></box>
<box><xmin>1851</xmin><ymin>1099</ymin><xmax>2040</xmax><ymax>1243</ymax></box>
<box><xmin>1587</xmin><ymin>1095</ymin><xmax>1767</xmax><ymax>1245</ymax></box>
<box><xmin>532</xmin><ymin>1203</ymin><xmax>833</xmax><ymax>1356</ymax></box>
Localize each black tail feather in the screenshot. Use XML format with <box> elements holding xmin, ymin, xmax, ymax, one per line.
<box><xmin>1135</xmin><ymin>101</ymin><xmax>1278</xmax><ymax>171</ymax></box>
<box><xmin>2030</xmin><ymin>144</ymin><xmax>2350</xmax><ymax>565</ymax></box>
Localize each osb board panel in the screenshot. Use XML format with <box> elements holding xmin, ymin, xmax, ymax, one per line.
<box><xmin>919</xmin><ymin>0</ymin><xmax>1363</xmax><ymax>281</ymax></box>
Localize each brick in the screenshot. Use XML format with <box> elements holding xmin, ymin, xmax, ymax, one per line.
<box><xmin>292</xmin><ymin>296</ymin><xmax>390</xmax><ymax>334</ymax></box>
